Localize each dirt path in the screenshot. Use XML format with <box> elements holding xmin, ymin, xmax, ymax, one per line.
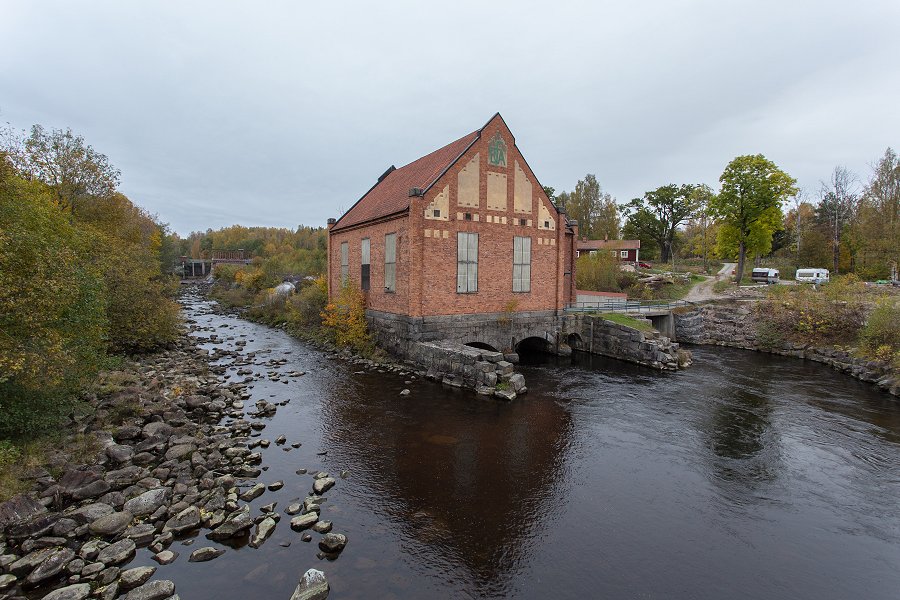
<box><xmin>684</xmin><ymin>262</ymin><xmax>735</xmax><ymax>302</ymax></box>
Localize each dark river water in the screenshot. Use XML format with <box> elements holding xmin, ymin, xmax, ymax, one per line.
<box><xmin>155</xmin><ymin>291</ymin><xmax>900</xmax><ymax>599</ymax></box>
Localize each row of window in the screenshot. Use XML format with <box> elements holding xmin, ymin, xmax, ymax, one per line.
<box><xmin>339</xmin><ymin>233</ymin><xmax>533</xmax><ymax>294</ymax></box>
<box><xmin>576</xmin><ymin>249</ymin><xmax>631</xmax><ymax>258</ymax></box>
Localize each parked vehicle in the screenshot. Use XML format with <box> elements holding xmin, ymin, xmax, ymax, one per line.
<box><xmin>795</xmin><ymin>268</ymin><xmax>830</xmax><ymax>284</ymax></box>
<box><xmin>638</xmin><ymin>262</ymin><xmax>652</xmax><ymax>269</ymax></box>
<box><xmin>751</xmin><ymin>268</ymin><xmax>780</xmax><ymax>284</ymax></box>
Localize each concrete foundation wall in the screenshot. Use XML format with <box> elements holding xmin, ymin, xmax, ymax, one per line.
<box><xmin>573</xmin><ymin>315</ymin><xmax>685</xmax><ymax>371</ymax></box>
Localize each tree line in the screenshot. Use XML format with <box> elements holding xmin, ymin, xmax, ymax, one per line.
<box><xmin>548</xmin><ymin>148</ymin><xmax>899</xmax><ymax>282</ymax></box>
<box><xmin>1</xmin><ymin>124</ymin><xmax>180</xmax><ymax>435</ymax></box>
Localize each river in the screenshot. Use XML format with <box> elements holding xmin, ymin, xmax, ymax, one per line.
<box><xmin>158</xmin><ymin>290</ymin><xmax>900</xmax><ymax>599</ymax></box>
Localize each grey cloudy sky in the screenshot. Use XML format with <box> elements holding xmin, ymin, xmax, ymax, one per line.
<box><xmin>2</xmin><ymin>1</ymin><xmax>898</xmax><ymax>235</ymax></box>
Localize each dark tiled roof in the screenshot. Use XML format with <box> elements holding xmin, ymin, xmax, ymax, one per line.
<box><xmin>577</xmin><ymin>239</ymin><xmax>641</xmax><ymax>250</ymax></box>
<box><xmin>331</xmin><ymin>130</ymin><xmax>479</xmax><ymax>231</ymax></box>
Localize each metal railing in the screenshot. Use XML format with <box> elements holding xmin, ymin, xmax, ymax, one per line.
<box><xmin>565</xmin><ymin>299</ymin><xmax>695</xmax><ymax>313</ymax></box>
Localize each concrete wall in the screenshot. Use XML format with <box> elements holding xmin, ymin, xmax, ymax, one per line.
<box><xmin>674</xmin><ymin>301</ymin><xmax>899</xmax><ymax>396</ymax></box>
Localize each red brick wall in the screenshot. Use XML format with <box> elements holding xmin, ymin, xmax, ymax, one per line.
<box><xmin>327</xmin><ymin>215</ymin><xmax>410</xmax><ymax>316</ymax></box>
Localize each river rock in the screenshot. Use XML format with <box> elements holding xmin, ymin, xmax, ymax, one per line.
<box><xmin>311</xmin><ymin>520</ymin><xmax>332</xmax><ymax>534</ymax></box>
<box><xmin>0</xmin><ymin>574</ymin><xmax>17</xmax><ymax>591</ymax></box>
<box><xmin>289</xmin><ymin>568</ymin><xmax>329</xmax><ymax>600</ymax></box>
<box><xmin>96</xmin><ymin>538</ymin><xmax>136</xmax><ymax>566</ymax></box>
<box><xmin>142</xmin><ymin>422</ymin><xmax>174</xmax><ymax>439</ymax></box>
<box><xmin>124</xmin><ymin>488</ymin><xmax>169</xmax><ymax>517</ymax></box>
<box><xmin>41</xmin><ymin>582</ymin><xmax>91</xmax><ymax>600</ymax></box>
<box><xmin>206</xmin><ymin>508</ymin><xmax>253</xmax><ymax>540</ymax></box>
<box><xmin>188</xmin><ymin>547</ymin><xmax>225</xmax><ymax>562</ymax></box>
<box><xmin>268</xmin><ymin>480</ymin><xmax>284</xmax><ymax>491</ymax></box>
<box><xmin>24</xmin><ymin>547</ymin><xmax>75</xmax><ymax>587</ymax></box>
<box><xmin>89</xmin><ymin>511</ymin><xmax>133</xmax><ymax>536</ymax></box>
<box><xmin>106</xmin><ymin>444</ymin><xmax>135</xmax><ymax>463</ymax></box>
<box><xmin>119</xmin><ymin>566</ymin><xmax>156</xmax><ymax>590</ymax></box>
<box><xmin>72</xmin><ymin>479</ymin><xmax>111</xmax><ymax>501</ymax></box>
<box><xmin>124</xmin><ymin>579</ymin><xmax>175</xmax><ymax>600</ymax></box>
<box><xmin>152</xmin><ymin>550</ymin><xmax>178</xmax><ymax>565</ymax></box>
<box><xmin>164</xmin><ymin>444</ymin><xmax>195</xmax><ymax>461</ymax></box>
<box><xmin>249</xmin><ymin>517</ymin><xmax>277</xmax><ymax>548</ymax></box>
<box><xmin>239</xmin><ymin>483</ymin><xmax>265</xmax><ymax>501</ymax></box>
<box><xmin>290</xmin><ymin>512</ymin><xmax>318</xmax><ymax>531</ymax></box>
<box><xmin>9</xmin><ymin>547</ymin><xmax>55</xmax><ymax>577</ymax></box>
<box><xmin>68</xmin><ymin>503</ymin><xmax>113</xmax><ymax>525</ymax></box>
<box><xmin>312</xmin><ymin>478</ymin><xmax>335</xmax><ymax>495</ymax></box>
<box><xmin>163</xmin><ymin>506</ymin><xmax>200</xmax><ymax>534</ymax></box>
<box><xmin>285</xmin><ymin>503</ymin><xmax>302</xmax><ymax>515</ymax></box>
<box><xmin>318</xmin><ymin>533</ymin><xmax>347</xmax><ymax>554</ymax></box>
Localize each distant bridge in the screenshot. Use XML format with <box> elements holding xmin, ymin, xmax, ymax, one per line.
<box><xmin>179</xmin><ymin>250</ymin><xmax>252</xmax><ymax>277</ymax></box>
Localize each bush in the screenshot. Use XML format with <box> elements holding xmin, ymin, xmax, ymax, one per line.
<box><xmin>576</xmin><ymin>253</ymin><xmax>623</xmax><ymax>292</ymax></box>
<box><xmin>755</xmin><ymin>283</ymin><xmax>868</xmax><ymax>348</ymax></box>
<box><xmin>289</xmin><ymin>276</ymin><xmax>328</xmax><ymax>326</ymax></box>
<box><xmin>859</xmin><ymin>298</ymin><xmax>900</xmax><ymax>364</ymax></box>
<box><xmin>321</xmin><ymin>280</ymin><xmax>374</xmax><ymax>354</ymax></box>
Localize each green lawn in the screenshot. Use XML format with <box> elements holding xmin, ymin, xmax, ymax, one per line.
<box><xmin>598</xmin><ymin>312</ymin><xmax>657</xmax><ymax>332</ymax></box>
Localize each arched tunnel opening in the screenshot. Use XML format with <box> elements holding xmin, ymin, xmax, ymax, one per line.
<box><xmin>515</xmin><ymin>336</ymin><xmax>555</xmax><ymax>364</ymax></box>
<box><xmin>465</xmin><ymin>341</ymin><xmax>500</xmax><ymax>353</ymax></box>
<box><xmin>567</xmin><ymin>332</ymin><xmax>585</xmax><ymax>352</ymax></box>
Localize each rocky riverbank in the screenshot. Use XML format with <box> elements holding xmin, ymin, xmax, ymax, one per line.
<box><xmin>0</xmin><ymin>288</ymin><xmax>340</xmax><ymax>600</ymax></box>
<box><xmin>674</xmin><ymin>301</ymin><xmax>900</xmax><ymax>396</ymax></box>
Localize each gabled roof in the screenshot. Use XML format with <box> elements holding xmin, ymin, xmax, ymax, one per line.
<box><xmin>577</xmin><ymin>239</ymin><xmax>641</xmax><ymax>250</ymax></box>
<box><xmin>331</xmin><ymin>129</ymin><xmax>480</xmax><ymax>231</ymax></box>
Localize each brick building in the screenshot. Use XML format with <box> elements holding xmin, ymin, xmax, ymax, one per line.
<box><xmin>327</xmin><ymin>114</ymin><xmax>578</xmax><ymax>352</ymax></box>
<box><xmin>576</xmin><ymin>238</ymin><xmax>641</xmax><ymax>263</ymax></box>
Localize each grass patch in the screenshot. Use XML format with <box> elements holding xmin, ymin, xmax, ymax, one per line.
<box><xmin>598</xmin><ymin>313</ymin><xmax>657</xmax><ymax>333</ymax></box>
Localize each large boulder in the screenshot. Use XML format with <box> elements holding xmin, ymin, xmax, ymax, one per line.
<box><xmin>163</xmin><ymin>506</ymin><xmax>200</xmax><ymax>534</ymax></box>
<box><xmin>124</xmin><ymin>488</ymin><xmax>169</xmax><ymax>517</ymax></box>
<box><xmin>290</xmin><ymin>568</ymin><xmax>329</xmax><ymax>600</ymax></box>
<box><xmin>89</xmin><ymin>511</ymin><xmax>133</xmax><ymax>537</ymax></box>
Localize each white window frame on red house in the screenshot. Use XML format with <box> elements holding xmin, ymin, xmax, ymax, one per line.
<box><xmin>620</xmin><ymin>250</ymin><xmax>628</xmax><ymax>258</ymax></box>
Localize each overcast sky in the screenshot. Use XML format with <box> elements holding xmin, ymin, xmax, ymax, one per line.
<box><xmin>2</xmin><ymin>1</ymin><xmax>898</xmax><ymax>235</ymax></box>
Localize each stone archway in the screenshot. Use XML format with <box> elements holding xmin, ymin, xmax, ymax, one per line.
<box><xmin>465</xmin><ymin>341</ymin><xmax>501</xmax><ymax>353</ymax></box>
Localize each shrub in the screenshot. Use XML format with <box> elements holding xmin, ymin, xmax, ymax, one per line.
<box><xmin>859</xmin><ymin>298</ymin><xmax>900</xmax><ymax>363</ymax></box>
<box><xmin>321</xmin><ymin>280</ymin><xmax>374</xmax><ymax>354</ymax></box>
<box><xmin>288</xmin><ymin>276</ymin><xmax>328</xmax><ymax>326</ymax></box>
<box><xmin>576</xmin><ymin>252</ymin><xmax>622</xmax><ymax>292</ymax></box>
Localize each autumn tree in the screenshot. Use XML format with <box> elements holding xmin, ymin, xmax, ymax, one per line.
<box><xmin>712</xmin><ymin>155</ymin><xmax>797</xmax><ymax>282</ymax></box>
<box><xmin>623</xmin><ymin>184</ymin><xmax>698</xmax><ymax>263</ymax></box>
<box><xmin>15</xmin><ymin>125</ymin><xmax>121</xmax><ymax>215</ymax></box>
<box><xmin>855</xmin><ymin>148</ymin><xmax>900</xmax><ymax>279</ymax></box>
<box><xmin>817</xmin><ymin>166</ymin><xmax>859</xmax><ymax>274</ymax></box>
<box><xmin>556</xmin><ymin>174</ymin><xmax>619</xmax><ymax>240</ymax></box>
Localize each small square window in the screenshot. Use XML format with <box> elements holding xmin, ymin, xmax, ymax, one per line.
<box><xmin>544</xmin><ymin>221</ymin><xmax>550</xmax><ymax>228</ymax></box>
<box><xmin>434</xmin><ymin>209</ymin><xmax>441</xmax><ymax>218</ymax></box>
<box><xmin>464</xmin><ymin>213</ymin><xmax>472</xmax><ymax>221</ymax></box>
<box><xmin>620</xmin><ymin>250</ymin><xmax>628</xmax><ymax>258</ymax></box>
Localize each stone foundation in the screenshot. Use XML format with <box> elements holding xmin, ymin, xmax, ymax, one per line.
<box><xmin>410</xmin><ymin>341</ymin><xmax>526</xmax><ymax>400</ymax></box>
<box><xmin>572</xmin><ymin>315</ymin><xmax>687</xmax><ymax>371</ymax></box>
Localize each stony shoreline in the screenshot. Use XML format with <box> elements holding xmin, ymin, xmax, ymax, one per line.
<box><xmin>0</xmin><ymin>288</ymin><xmax>339</xmax><ymax>600</ymax></box>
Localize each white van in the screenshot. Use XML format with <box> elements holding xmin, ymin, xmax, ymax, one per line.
<box><xmin>795</xmin><ymin>268</ymin><xmax>830</xmax><ymax>284</ymax></box>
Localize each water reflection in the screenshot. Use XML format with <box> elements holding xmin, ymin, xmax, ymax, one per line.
<box><xmin>318</xmin><ymin>374</ymin><xmax>575</xmax><ymax>596</ymax></box>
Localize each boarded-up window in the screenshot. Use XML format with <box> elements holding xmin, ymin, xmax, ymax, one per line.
<box><xmin>340</xmin><ymin>242</ymin><xmax>349</xmax><ymax>282</ymax></box>
<box><xmin>384</xmin><ymin>233</ymin><xmax>396</xmax><ymax>292</ymax></box>
<box><xmin>457</xmin><ymin>232</ymin><xmax>478</xmax><ymax>293</ymax></box>
<box><xmin>513</xmin><ymin>236</ymin><xmax>531</xmax><ymax>292</ymax></box>
<box><xmin>360</xmin><ymin>238</ymin><xmax>370</xmax><ymax>291</ymax></box>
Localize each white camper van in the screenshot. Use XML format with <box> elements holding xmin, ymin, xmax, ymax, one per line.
<box><xmin>751</xmin><ymin>268</ymin><xmax>780</xmax><ymax>284</ymax></box>
<box><xmin>795</xmin><ymin>268</ymin><xmax>830</xmax><ymax>284</ymax></box>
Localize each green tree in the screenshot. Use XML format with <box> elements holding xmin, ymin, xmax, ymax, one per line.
<box><xmin>712</xmin><ymin>155</ymin><xmax>797</xmax><ymax>282</ymax></box>
<box><xmin>16</xmin><ymin>125</ymin><xmax>121</xmax><ymax>215</ymax></box>
<box><xmin>0</xmin><ymin>158</ymin><xmax>107</xmax><ymax>434</ymax></box>
<box><xmin>624</xmin><ymin>184</ymin><xmax>697</xmax><ymax>263</ymax></box>
<box><xmin>557</xmin><ymin>174</ymin><xmax>619</xmax><ymax>240</ymax></box>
